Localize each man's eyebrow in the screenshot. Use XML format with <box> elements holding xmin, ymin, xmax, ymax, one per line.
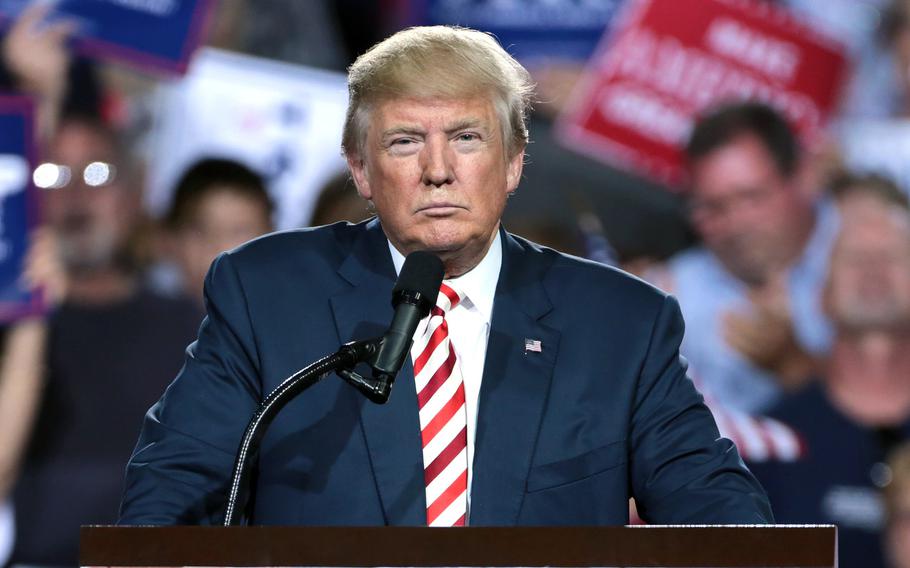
<box><xmin>445</xmin><ymin>118</ymin><xmax>486</xmax><ymax>134</ymax></box>
<box><xmin>380</xmin><ymin>126</ymin><xmax>425</xmax><ymax>140</ymax></box>
<box><xmin>379</xmin><ymin>119</ymin><xmax>489</xmax><ymax>140</ymax></box>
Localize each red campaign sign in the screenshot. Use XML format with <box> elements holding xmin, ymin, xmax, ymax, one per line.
<box><xmin>556</xmin><ymin>0</ymin><xmax>849</xmax><ymax>189</ymax></box>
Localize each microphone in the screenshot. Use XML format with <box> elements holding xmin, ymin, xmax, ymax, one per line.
<box><xmin>371</xmin><ymin>251</ymin><xmax>445</xmax><ymax>381</ymax></box>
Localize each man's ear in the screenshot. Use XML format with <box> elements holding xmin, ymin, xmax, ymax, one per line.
<box><xmin>506</xmin><ymin>149</ymin><xmax>524</xmax><ymax>195</ymax></box>
<box><xmin>347</xmin><ymin>154</ymin><xmax>372</xmax><ymax>200</ymax></box>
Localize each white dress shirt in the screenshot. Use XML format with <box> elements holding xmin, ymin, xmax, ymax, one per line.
<box><xmin>388</xmin><ymin>230</ymin><xmax>502</xmax><ymax>508</ymax></box>
<box><xmin>0</xmin><ymin>499</ymin><xmax>12</xmax><ymax>565</ymax></box>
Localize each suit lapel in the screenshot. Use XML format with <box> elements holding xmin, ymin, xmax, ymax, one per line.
<box><xmin>469</xmin><ymin>231</ymin><xmax>559</xmax><ymax>525</ymax></box>
<box><xmin>329</xmin><ymin>219</ymin><xmax>426</xmax><ymax>525</ymax></box>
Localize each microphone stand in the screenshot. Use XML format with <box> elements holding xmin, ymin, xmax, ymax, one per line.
<box><xmin>223</xmin><ymin>336</ymin><xmax>398</xmax><ymax>526</ymax></box>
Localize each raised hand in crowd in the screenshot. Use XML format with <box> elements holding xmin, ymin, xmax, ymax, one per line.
<box><xmin>722</xmin><ymin>272</ymin><xmax>816</xmax><ymax>390</ymax></box>
<box><xmin>1</xmin><ymin>3</ymin><xmax>76</xmax><ymax>138</ymax></box>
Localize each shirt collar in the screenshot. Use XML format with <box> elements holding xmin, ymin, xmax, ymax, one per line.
<box><xmin>388</xmin><ymin>230</ymin><xmax>502</xmax><ymax>322</ymax></box>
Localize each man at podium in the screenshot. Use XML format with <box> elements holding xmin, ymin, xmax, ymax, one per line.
<box><xmin>118</xmin><ymin>26</ymin><xmax>772</xmax><ymax>527</ymax></box>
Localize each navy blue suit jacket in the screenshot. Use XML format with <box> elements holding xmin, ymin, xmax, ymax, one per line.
<box><xmin>119</xmin><ymin>219</ymin><xmax>772</xmax><ymax>525</ymax></box>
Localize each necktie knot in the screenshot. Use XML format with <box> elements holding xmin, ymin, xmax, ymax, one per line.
<box><xmin>437</xmin><ymin>281</ymin><xmax>463</xmax><ymax>313</ymax></box>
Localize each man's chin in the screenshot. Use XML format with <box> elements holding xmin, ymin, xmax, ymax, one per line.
<box><xmin>717</xmin><ymin>254</ymin><xmax>773</xmax><ymax>287</ymax></box>
<box><xmin>405</xmin><ymin>228</ymin><xmax>471</xmax><ymax>255</ymax></box>
<box><xmin>60</xmin><ymin>240</ymin><xmax>120</xmax><ymax>273</ymax></box>
<box><xmin>413</xmin><ymin>240</ymin><xmax>464</xmax><ymax>257</ymax></box>
<box><xmin>392</xmin><ymin>223</ymin><xmax>497</xmax><ymax>267</ymax></box>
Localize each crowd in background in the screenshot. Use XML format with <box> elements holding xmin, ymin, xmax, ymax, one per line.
<box><xmin>0</xmin><ymin>0</ymin><xmax>910</xmax><ymax>566</ymax></box>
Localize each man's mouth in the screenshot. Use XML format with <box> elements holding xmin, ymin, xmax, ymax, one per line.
<box><xmin>59</xmin><ymin>211</ymin><xmax>93</xmax><ymax>233</ymax></box>
<box><xmin>418</xmin><ymin>203</ymin><xmax>465</xmax><ymax>216</ymax></box>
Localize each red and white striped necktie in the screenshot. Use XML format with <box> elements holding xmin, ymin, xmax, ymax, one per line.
<box><xmin>411</xmin><ymin>282</ymin><xmax>468</xmax><ymax>526</ymax></box>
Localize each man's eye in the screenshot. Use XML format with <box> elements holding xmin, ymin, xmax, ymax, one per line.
<box><xmin>456</xmin><ymin>133</ymin><xmax>479</xmax><ymax>142</ymax></box>
<box><xmin>392</xmin><ymin>138</ymin><xmax>413</xmax><ymax>145</ymax></box>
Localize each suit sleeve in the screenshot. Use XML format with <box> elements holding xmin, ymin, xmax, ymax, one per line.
<box><xmin>629</xmin><ymin>295</ymin><xmax>774</xmax><ymax>524</ymax></box>
<box><xmin>119</xmin><ymin>252</ymin><xmax>262</xmax><ymax>525</ymax></box>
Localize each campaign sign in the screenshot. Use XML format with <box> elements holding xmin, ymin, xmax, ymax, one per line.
<box><xmin>0</xmin><ymin>96</ymin><xmax>41</xmax><ymax>322</ymax></box>
<box><xmin>146</xmin><ymin>48</ymin><xmax>350</xmax><ymax>231</ymax></box>
<box><xmin>839</xmin><ymin>120</ymin><xmax>910</xmax><ymax>196</ymax></box>
<box><xmin>408</xmin><ymin>0</ymin><xmax>626</xmax><ymax>63</ymax></box>
<box><xmin>558</xmin><ymin>0</ymin><xmax>849</xmax><ymax>188</ymax></box>
<box><xmin>0</xmin><ymin>0</ymin><xmax>213</xmax><ymax>75</ymax></box>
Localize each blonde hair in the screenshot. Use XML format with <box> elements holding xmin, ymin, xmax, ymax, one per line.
<box><xmin>342</xmin><ymin>26</ymin><xmax>534</xmax><ymax>160</ymax></box>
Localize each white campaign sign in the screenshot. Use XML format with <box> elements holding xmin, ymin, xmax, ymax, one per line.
<box><xmin>839</xmin><ymin>119</ymin><xmax>910</xmax><ymax>197</ymax></box>
<box><xmin>146</xmin><ymin>48</ymin><xmax>350</xmax><ymax>230</ymax></box>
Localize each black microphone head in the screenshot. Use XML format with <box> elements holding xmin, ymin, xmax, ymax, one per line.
<box><xmin>392</xmin><ymin>251</ymin><xmax>444</xmax><ymax>316</ymax></box>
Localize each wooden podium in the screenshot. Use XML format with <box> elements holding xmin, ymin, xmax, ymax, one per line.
<box><xmin>81</xmin><ymin>525</ymin><xmax>837</xmax><ymax>567</ymax></box>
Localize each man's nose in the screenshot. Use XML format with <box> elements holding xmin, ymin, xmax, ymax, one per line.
<box><xmin>420</xmin><ymin>137</ymin><xmax>455</xmax><ymax>187</ymax></box>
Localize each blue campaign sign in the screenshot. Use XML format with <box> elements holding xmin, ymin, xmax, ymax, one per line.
<box><xmin>0</xmin><ymin>0</ymin><xmax>213</xmax><ymax>74</ymax></box>
<box><xmin>418</xmin><ymin>0</ymin><xmax>626</xmax><ymax>63</ymax></box>
<box><xmin>0</xmin><ymin>96</ymin><xmax>41</xmax><ymax>322</ymax></box>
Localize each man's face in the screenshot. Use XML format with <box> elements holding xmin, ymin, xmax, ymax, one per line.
<box><xmin>688</xmin><ymin>134</ymin><xmax>807</xmax><ymax>285</ymax></box>
<box><xmin>348</xmin><ymin>96</ymin><xmax>523</xmax><ymax>275</ymax></box>
<box><xmin>177</xmin><ymin>187</ymin><xmax>273</xmax><ymax>303</ymax></box>
<box><xmin>42</xmin><ymin>122</ymin><xmax>136</xmax><ymax>273</ymax></box>
<box><xmin>825</xmin><ymin>203</ymin><xmax>910</xmax><ymax>333</ymax></box>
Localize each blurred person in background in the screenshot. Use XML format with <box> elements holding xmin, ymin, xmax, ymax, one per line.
<box><xmin>1</xmin><ymin>116</ymin><xmax>201</xmax><ymax>566</ymax></box>
<box><xmin>0</xmin><ymin>5</ymin><xmax>99</xmax><ymax>564</ymax></box>
<box><xmin>885</xmin><ymin>443</ymin><xmax>910</xmax><ymax>568</ymax></box>
<box><xmin>748</xmin><ymin>177</ymin><xmax>910</xmax><ymax>568</ymax></box>
<box><xmin>160</xmin><ymin>158</ymin><xmax>274</xmax><ymax>311</ymax></box>
<box><xmin>649</xmin><ymin>101</ymin><xmax>838</xmax><ymax>414</ymax></box>
<box><xmin>307</xmin><ymin>170</ymin><xmax>372</xmax><ymax>227</ymax></box>
<box><xmin>881</xmin><ymin>0</ymin><xmax>910</xmax><ymax>117</ymax></box>
<box><xmin>830</xmin><ymin>172</ymin><xmax>910</xmax><ymax>212</ymax></box>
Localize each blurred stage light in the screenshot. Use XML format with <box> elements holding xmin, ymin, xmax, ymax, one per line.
<box><xmin>83</xmin><ymin>162</ymin><xmax>116</xmax><ymax>187</ymax></box>
<box><xmin>33</xmin><ymin>163</ymin><xmax>71</xmax><ymax>189</ymax></box>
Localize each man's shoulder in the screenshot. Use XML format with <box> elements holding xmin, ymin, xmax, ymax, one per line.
<box><xmin>506</xmin><ymin>232</ymin><xmax>670</xmax><ymax>310</ymax></box>
<box><xmin>231</xmin><ymin>220</ymin><xmax>369</xmax><ymax>255</ymax></box>
<box><xmin>224</xmin><ymin>220</ymin><xmax>371</xmax><ymax>270</ymax></box>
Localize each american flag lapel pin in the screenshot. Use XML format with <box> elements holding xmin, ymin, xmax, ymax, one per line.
<box><xmin>524</xmin><ymin>338</ymin><xmax>542</xmax><ymax>353</ymax></box>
